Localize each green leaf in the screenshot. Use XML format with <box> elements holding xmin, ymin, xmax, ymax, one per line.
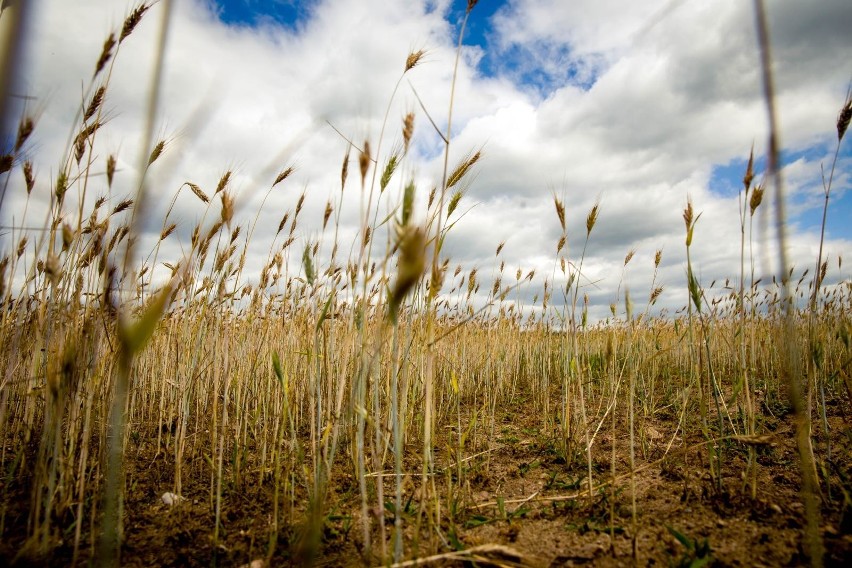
<box><xmin>302</xmin><ymin>243</ymin><xmax>315</xmax><ymax>285</ymax></box>
<box><xmin>272</xmin><ymin>351</ymin><xmax>285</xmax><ymax>386</ymax></box>
<box><xmin>464</xmin><ymin>514</ymin><xmax>491</xmax><ymax>528</ymax></box>
<box><xmin>687</xmin><ymin>270</ymin><xmax>703</xmax><ymax>312</ymax></box>
<box><xmin>447</xmin><ymin>528</ymin><xmax>464</xmax><ymax>551</ymax></box>
<box><xmin>119</xmin><ymin>284</ymin><xmax>172</xmax><ymax>356</ymax></box>
<box><xmin>401</xmin><ymin>181</ymin><xmax>415</xmax><ymax>227</ymax></box>
<box><xmin>511</xmin><ymin>506</ymin><xmax>530</xmax><ymax>518</ymax></box>
<box><xmin>315</xmin><ymin>296</ymin><xmax>333</xmax><ymax>332</ymax></box>
<box><xmin>667</xmin><ymin>525</ymin><xmax>693</xmax><ymax>550</ymax></box>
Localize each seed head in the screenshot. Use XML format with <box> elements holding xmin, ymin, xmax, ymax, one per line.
<box><xmin>467</xmin><ymin>268</ymin><xmax>477</xmax><ymax>296</ymax></box>
<box><xmin>683</xmin><ymin>200</ymin><xmax>699</xmax><ymax>247</ymax></box>
<box><xmin>341</xmin><ymin>145</ymin><xmax>350</xmax><ymax>191</ymax></box>
<box><xmin>553</xmin><ymin>195</ymin><xmax>566</xmax><ymax>232</ymax></box>
<box><xmin>55</xmin><ymin>171</ymin><xmax>69</xmax><ymax>201</ymax></box>
<box><xmin>405</xmin><ymin>50</ymin><xmax>425</xmax><ymax>72</ymax></box>
<box><xmin>585</xmin><ymin>202</ymin><xmax>599</xmax><ymax>235</ymax></box>
<box><xmin>106</xmin><ymin>155</ymin><xmax>117</xmax><ymax>188</ymax></box>
<box><xmin>16</xmin><ymin>237</ymin><xmax>28</xmax><ymax>259</ymax></box>
<box><xmin>838</xmin><ymin>92</ymin><xmax>852</xmax><ymax>142</ymax></box>
<box><xmin>402</xmin><ymin>112</ymin><xmax>415</xmax><ymax>154</ymax></box>
<box><xmin>277</xmin><ymin>213</ymin><xmax>289</xmax><ymax>236</ymax></box>
<box><xmin>447</xmin><ymin>150</ymin><xmax>481</xmax><ymax>189</ymax></box>
<box><xmin>683</xmin><ymin>201</ymin><xmax>693</xmax><ymax>231</ymax></box>
<box><xmin>743</xmin><ymin>146</ymin><xmax>755</xmax><ymax>190</ymax></box>
<box><xmin>388</xmin><ymin>226</ymin><xmax>426</xmax><ymax>322</ymax></box>
<box><xmin>215</xmin><ymin>171</ymin><xmax>232</xmax><ymax>195</ymax></box>
<box><xmin>273</xmin><ymin>166</ymin><xmax>294</xmax><ymax>188</ymax></box>
<box><xmin>447</xmin><ymin>190</ymin><xmax>463</xmax><ymax>217</ymax></box>
<box><xmin>120</xmin><ymin>4</ymin><xmax>150</xmax><ymax>43</ymax></box>
<box><xmin>14</xmin><ymin>116</ymin><xmax>34</xmax><ymax>153</ymax></box>
<box><xmin>160</xmin><ymin>223</ymin><xmax>177</xmax><ymax>241</ymax></box>
<box><xmin>400</xmin><ymin>180</ymin><xmax>415</xmax><ymax>227</ymax></box>
<box><xmin>649</xmin><ymin>286</ymin><xmax>664</xmax><ymax>305</ymax></box>
<box><xmin>380</xmin><ymin>154</ymin><xmax>399</xmax><ymax>192</ymax></box>
<box><xmin>0</xmin><ymin>258</ymin><xmax>7</xmax><ymax>297</ymax></box>
<box><xmin>111</xmin><ymin>199</ymin><xmax>133</xmax><ymax>215</ymax></box>
<box><xmin>749</xmin><ymin>184</ymin><xmax>764</xmax><ymax>216</ymax></box>
<box><xmin>94</xmin><ymin>33</ymin><xmax>116</xmax><ymax>77</ymax></box>
<box><xmin>75</xmin><ymin>135</ymin><xmax>86</xmax><ymax>164</ymax></box>
<box><xmin>44</xmin><ymin>252</ymin><xmax>61</xmax><ymax>287</ymax></box>
<box><xmin>220</xmin><ymin>191</ymin><xmax>234</xmax><ymax>228</ymax></box>
<box><xmin>302</xmin><ymin>243</ymin><xmax>315</xmax><ymax>285</ymax></box>
<box><xmin>62</xmin><ymin>224</ymin><xmax>74</xmax><ymax>251</ymax></box>
<box><xmin>23</xmin><ymin>160</ymin><xmax>34</xmax><ymax>194</ymax></box>
<box><xmin>147</xmin><ymin>140</ymin><xmax>165</xmax><ymax>166</ymax></box>
<box><xmin>187</xmin><ymin>182</ymin><xmax>209</xmax><ymax>203</ymax></box>
<box><xmin>323</xmin><ymin>201</ymin><xmax>333</xmax><ymax>229</ymax></box>
<box><xmin>359</xmin><ymin>140</ymin><xmax>371</xmax><ymax>186</ymax></box>
<box><xmin>84</xmin><ymin>87</ymin><xmax>106</xmax><ymax>123</ymax></box>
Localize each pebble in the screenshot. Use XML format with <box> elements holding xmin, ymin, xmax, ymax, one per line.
<box><xmin>161</xmin><ymin>492</ymin><xmax>184</xmax><ymax>506</ymax></box>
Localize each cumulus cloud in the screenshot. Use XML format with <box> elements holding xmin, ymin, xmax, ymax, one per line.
<box><xmin>2</xmin><ymin>0</ymin><xmax>851</xmax><ymax>322</ymax></box>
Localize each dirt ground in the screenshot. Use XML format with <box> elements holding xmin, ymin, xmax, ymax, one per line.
<box><xmin>2</xmin><ymin>394</ymin><xmax>850</xmax><ymax>567</ymax></box>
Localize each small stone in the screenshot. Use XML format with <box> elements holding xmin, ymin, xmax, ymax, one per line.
<box><xmin>161</xmin><ymin>492</ymin><xmax>184</xmax><ymax>506</ymax></box>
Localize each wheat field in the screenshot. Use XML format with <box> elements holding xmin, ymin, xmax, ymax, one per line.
<box><xmin>1</xmin><ymin>2</ymin><xmax>851</xmax><ymax>566</ymax></box>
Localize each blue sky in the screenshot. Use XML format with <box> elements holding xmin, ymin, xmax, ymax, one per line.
<box><xmin>215</xmin><ymin>0</ymin><xmax>310</xmax><ymax>29</ymax></box>
<box><xmin>5</xmin><ymin>0</ymin><xmax>852</xmax><ymax>320</ymax></box>
<box><xmin>710</xmin><ymin>142</ymin><xmax>852</xmax><ymax>238</ymax></box>
<box><xmin>215</xmin><ymin>0</ymin><xmax>502</xmax><ymax>45</ymax></box>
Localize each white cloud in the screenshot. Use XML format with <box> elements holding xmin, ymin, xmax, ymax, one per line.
<box><xmin>2</xmin><ymin>0</ymin><xmax>851</xmax><ymax>322</ymax></box>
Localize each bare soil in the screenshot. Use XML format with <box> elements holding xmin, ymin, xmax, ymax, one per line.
<box><xmin>1</xmin><ymin>392</ymin><xmax>850</xmax><ymax>567</ymax></box>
